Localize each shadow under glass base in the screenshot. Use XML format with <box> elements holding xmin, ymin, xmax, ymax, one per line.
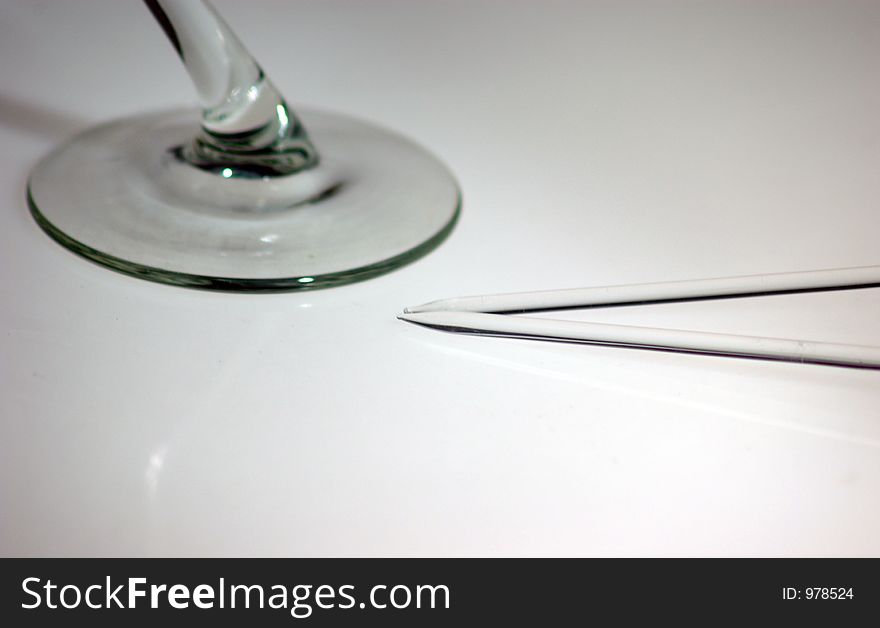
<box><xmin>27</xmin><ymin>108</ymin><xmax>460</xmax><ymax>291</ymax></box>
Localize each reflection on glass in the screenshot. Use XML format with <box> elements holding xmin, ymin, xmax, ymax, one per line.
<box><xmin>27</xmin><ymin>0</ymin><xmax>460</xmax><ymax>291</ymax></box>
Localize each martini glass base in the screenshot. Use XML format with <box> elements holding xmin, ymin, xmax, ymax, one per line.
<box><xmin>27</xmin><ymin>108</ymin><xmax>461</xmax><ymax>292</ymax></box>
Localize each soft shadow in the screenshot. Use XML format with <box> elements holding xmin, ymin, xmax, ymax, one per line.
<box><xmin>402</xmin><ymin>333</ymin><xmax>880</xmax><ymax>448</ymax></box>
<box><xmin>0</xmin><ymin>92</ymin><xmax>91</xmax><ymax>140</ymax></box>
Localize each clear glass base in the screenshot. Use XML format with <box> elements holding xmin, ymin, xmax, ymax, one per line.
<box><xmin>27</xmin><ymin>108</ymin><xmax>460</xmax><ymax>291</ymax></box>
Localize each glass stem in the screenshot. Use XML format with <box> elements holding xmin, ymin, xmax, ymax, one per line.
<box><xmin>144</xmin><ymin>0</ymin><xmax>319</xmax><ymax>176</ymax></box>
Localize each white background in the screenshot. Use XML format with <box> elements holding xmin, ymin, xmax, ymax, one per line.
<box><xmin>1</xmin><ymin>0</ymin><xmax>879</xmax><ymax>556</ymax></box>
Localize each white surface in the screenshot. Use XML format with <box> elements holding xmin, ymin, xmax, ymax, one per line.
<box><xmin>2</xmin><ymin>0</ymin><xmax>879</xmax><ymax>557</ymax></box>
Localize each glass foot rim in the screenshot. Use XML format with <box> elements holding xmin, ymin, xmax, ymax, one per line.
<box><xmin>28</xmin><ymin>187</ymin><xmax>461</xmax><ymax>292</ymax></box>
